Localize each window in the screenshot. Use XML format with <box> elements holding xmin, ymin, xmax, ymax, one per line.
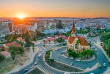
<box><xmin>75</xmin><ymin>44</ymin><xmax>78</xmax><ymax>49</ymax></box>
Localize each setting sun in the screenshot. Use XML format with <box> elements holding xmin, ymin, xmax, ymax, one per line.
<box><xmin>18</xmin><ymin>15</ymin><xmax>24</xmax><ymax>19</ymax></box>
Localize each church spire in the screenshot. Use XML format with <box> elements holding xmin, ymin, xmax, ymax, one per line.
<box><xmin>72</xmin><ymin>22</ymin><xmax>75</xmax><ymax>33</ymax></box>
<box><xmin>71</xmin><ymin>22</ymin><xmax>76</xmax><ymax>37</ymax></box>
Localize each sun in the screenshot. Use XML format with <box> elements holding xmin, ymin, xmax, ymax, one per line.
<box><xmin>19</xmin><ymin>15</ymin><xmax>24</xmax><ymax>19</ymax></box>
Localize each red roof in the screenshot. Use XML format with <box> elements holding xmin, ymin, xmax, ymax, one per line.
<box><xmin>60</xmin><ymin>35</ymin><xmax>65</xmax><ymax>37</ymax></box>
<box><xmin>55</xmin><ymin>35</ymin><xmax>59</xmax><ymax>37</ymax></box>
<box><xmin>5</xmin><ymin>42</ymin><xmax>21</xmax><ymax>47</ymax></box>
<box><xmin>1</xmin><ymin>51</ymin><xmax>10</xmax><ymax>56</ymax></box>
<box><xmin>17</xmin><ymin>37</ymin><xmax>25</xmax><ymax>42</ymax></box>
<box><xmin>68</xmin><ymin>36</ymin><xmax>89</xmax><ymax>46</ymax></box>
<box><xmin>4</xmin><ymin>48</ymin><xmax>8</xmax><ymax>51</ymax></box>
<box><xmin>42</xmin><ymin>40</ymin><xmax>48</xmax><ymax>43</ymax></box>
<box><xmin>63</xmin><ymin>37</ymin><xmax>68</xmax><ymax>40</ymax></box>
<box><xmin>98</xmin><ymin>25</ymin><xmax>102</xmax><ymax>28</ymax></box>
<box><xmin>68</xmin><ymin>36</ymin><xmax>76</xmax><ymax>44</ymax></box>
<box><xmin>50</xmin><ymin>38</ymin><xmax>57</xmax><ymax>41</ymax></box>
<box><xmin>77</xmin><ymin>36</ymin><xmax>89</xmax><ymax>46</ymax></box>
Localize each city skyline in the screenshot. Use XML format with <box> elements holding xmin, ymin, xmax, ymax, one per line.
<box><xmin>0</xmin><ymin>0</ymin><xmax>110</xmax><ymax>18</ymax></box>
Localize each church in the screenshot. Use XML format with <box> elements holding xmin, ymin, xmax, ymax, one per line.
<box><xmin>67</xmin><ymin>22</ymin><xmax>90</xmax><ymax>53</ymax></box>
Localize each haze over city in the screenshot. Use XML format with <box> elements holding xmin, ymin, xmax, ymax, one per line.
<box><xmin>0</xmin><ymin>0</ymin><xmax>110</xmax><ymax>18</ymax></box>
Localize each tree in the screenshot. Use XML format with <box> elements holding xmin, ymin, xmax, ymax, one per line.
<box><xmin>49</xmin><ymin>40</ymin><xmax>51</xmax><ymax>44</ymax></box>
<box><xmin>76</xmin><ymin>40</ymin><xmax>80</xmax><ymax>54</ymax></box>
<box><xmin>0</xmin><ymin>54</ymin><xmax>4</xmax><ymax>62</ymax></box>
<box><xmin>54</xmin><ymin>40</ymin><xmax>57</xmax><ymax>44</ymax></box>
<box><xmin>79</xmin><ymin>49</ymin><xmax>94</xmax><ymax>59</ymax></box>
<box><xmin>11</xmin><ymin>50</ymin><xmax>16</xmax><ymax>60</ymax></box>
<box><xmin>107</xmin><ymin>44</ymin><xmax>110</xmax><ymax>57</ymax></box>
<box><xmin>68</xmin><ymin>51</ymin><xmax>77</xmax><ymax>59</ymax></box>
<box><xmin>9</xmin><ymin>45</ymin><xmax>24</xmax><ymax>54</ymax></box>
<box><xmin>57</xmin><ymin>37</ymin><xmax>64</xmax><ymax>43</ymax></box>
<box><xmin>1</xmin><ymin>47</ymin><xmax>5</xmax><ymax>51</ymax></box>
<box><xmin>65</xmin><ymin>30</ymin><xmax>72</xmax><ymax>37</ymax></box>
<box><xmin>5</xmin><ymin>33</ymin><xmax>18</xmax><ymax>42</ymax></box>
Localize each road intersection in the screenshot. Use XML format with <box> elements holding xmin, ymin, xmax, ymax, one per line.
<box><xmin>12</xmin><ymin>37</ymin><xmax>110</xmax><ymax>74</ymax></box>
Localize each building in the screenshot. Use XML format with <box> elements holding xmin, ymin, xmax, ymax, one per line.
<box><xmin>17</xmin><ymin>37</ymin><xmax>25</xmax><ymax>43</ymax></box>
<box><xmin>1</xmin><ymin>51</ymin><xmax>11</xmax><ymax>58</ymax></box>
<box><xmin>67</xmin><ymin>22</ymin><xmax>90</xmax><ymax>53</ymax></box>
<box><xmin>2</xmin><ymin>42</ymin><xmax>21</xmax><ymax>49</ymax></box>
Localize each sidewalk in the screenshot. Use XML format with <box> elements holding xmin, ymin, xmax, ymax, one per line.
<box><xmin>94</xmin><ymin>41</ymin><xmax>110</xmax><ymax>62</ymax></box>
<box><xmin>104</xmin><ymin>67</ymin><xmax>110</xmax><ymax>74</ymax></box>
<box><xmin>6</xmin><ymin>46</ymin><xmax>40</xmax><ymax>74</ymax></box>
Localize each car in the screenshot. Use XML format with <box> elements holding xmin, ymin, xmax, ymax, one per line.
<box><xmin>90</xmin><ymin>73</ymin><xmax>94</xmax><ymax>74</ymax></box>
<box><xmin>65</xmin><ymin>56</ymin><xmax>68</xmax><ymax>59</ymax></box>
<box><xmin>55</xmin><ymin>49</ymin><xmax>59</xmax><ymax>51</ymax></box>
<box><xmin>98</xmin><ymin>65</ymin><xmax>101</xmax><ymax>68</ymax></box>
<box><xmin>62</xmin><ymin>46</ymin><xmax>66</xmax><ymax>47</ymax></box>
<box><xmin>75</xmin><ymin>59</ymin><xmax>80</xmax><ymax>61</ymax></box>
<box><xmin>70</xmin><ymin>62</ymin><xmax>73</xmax><ymax>65</ymax></box>
<box><xmin>61</xmin><ymin>51</ymin><xmax>65</xmax><ymax>54</ymax></box>
<box><xmin>64</xmin><ymin>72</ymin><xmax>70</xmax><ymax>74</ymax></box>
<box><xmin>35</xmin><ymin>62</ymin><xmax>38</xmax><ymax>65</ymax></box>
<box><xmin>70</xmin><ymin>57</ymin><xmax>73</xmax><ymax>59</ymax></box>
<box><xmin>103</xmin><ymin>63</ymin><xmax>106</xmax><ymax>67</ymax></box>
<box><xmin>38</xmin><ymin>55</ymin><xmax>40</xmax><ymax>58</ymax></box>
<box><xmin>23</xmin><ymin>69</ymin><xmax>29</xmax><ymax>73</ymax></box>
<box><xmin>95</xmin><ymin>48</ymin><xmax>97</xmax><ymax>50</ymax></box>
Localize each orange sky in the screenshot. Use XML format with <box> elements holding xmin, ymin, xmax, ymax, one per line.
<box><xmin>0</xmin><ymin>0</ymin><xmax>110</xmax><ymax>18</ymax></box>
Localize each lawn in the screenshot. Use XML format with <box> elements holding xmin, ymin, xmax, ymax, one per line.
<box><xmin>28</xmin><ymin>67</ymin><xmax>45</xmax><ymax>74</ymax></box>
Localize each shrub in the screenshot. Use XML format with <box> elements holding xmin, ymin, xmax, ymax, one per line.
<box><xmin>0</xmin><ymin>54</ymin><xmax>4</xmax><ymax>62</ymax></box>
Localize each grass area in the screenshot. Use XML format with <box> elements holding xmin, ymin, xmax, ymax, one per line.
<box><xmin>0</xmin><ymin>58</ymin><xmax>17</xmax><ymax>74</ymax></box>
<box><xmin>45</xmin><ymin>50</ymin><xmax>83</xmax><ymax>72</ymax></box>
<box><xmin>28</xmin><ymin>67</ymin><xmax>45</xmax><ymax>74</ymax></box>
<box><xmin>0</xmin><ymin>49</ymin><xmax>30</xmax><ymax>74</ymax></box>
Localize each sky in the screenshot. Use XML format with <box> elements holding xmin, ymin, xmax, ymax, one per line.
<box><xmin>0</xmin><ymin>0</ymin><xmax>110</xmax><ymax>18</ymax></box>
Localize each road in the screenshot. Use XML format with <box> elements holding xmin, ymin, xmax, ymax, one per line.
<box><xmin>13</xmin><ymin>37</ymin><xmax>110</xmax><ymax>74</ymax></box>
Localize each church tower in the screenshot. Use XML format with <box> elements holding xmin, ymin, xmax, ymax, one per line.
<box><xmin>71</xmin><ymin>22</ymin><xmax>76</xmax><ymax>37</ymax></box>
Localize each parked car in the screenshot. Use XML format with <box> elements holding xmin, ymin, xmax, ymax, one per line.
<box><xmin>35</xmin><ymin>62</ymin><xmax>38</xmax><ymax>65</ymax></box>
<box><xmin>75</xmin><ymin>59</ymin><xmax>80</xmax><ymax>61</ymax></box>
<box><xmin>103</xmin><ymin>63</ymin><xmax>106</xmax><ymax>67</ymax></box>
<box><xmin>64</xmin><ymin>72</ymin><xmax>70</xmax><ymax>74</ymax></box>
<box><xmin>38</xmin><ymin>55</ymin><xmax>40</xmax><ymax>58</ymax></box>
<box><xmin>65</xmin><ymin>56</ymin><xmax>68</xmax><ymax>59</ymax></box>
<box><xmin>70</xmin><ymin>62</ymin><xmax>73</xmax><ymax>66</ymax></box>
<box><xmin>61</xmin><ymin>51</ymin><xmax>65</xmax><ymax>54</ymax></box>
<box><xmin>23</xmin><ymin>69</ymin><xmax>29</xmax><ymax>73</ymax></box>
<box><xmin>55</xmin><ymin>49</ymin><xmax>59</xmax><ymax>51</ymax></box>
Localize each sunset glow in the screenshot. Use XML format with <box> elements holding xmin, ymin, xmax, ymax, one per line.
<box><xmin>18</xmin><ymin>15</ymin><xmax>24</xmax><ymax>19</ymax></box>
<box><xmin>0</xmin><ymin>0</ymin><xmax>110</xmax><ymax>18</ymax></box>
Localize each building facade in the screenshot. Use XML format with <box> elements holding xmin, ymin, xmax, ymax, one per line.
<box><xmin>67</xmin><ymin>22</ymin><xmax>90</xmax><ymax>53</ymax></box>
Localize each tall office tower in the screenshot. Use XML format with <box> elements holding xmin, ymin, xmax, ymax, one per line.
<box><xmin>8</xmin><ymin>22</ymin><xmax>13</xmax><ymax>32</ymax></box>
<box><xmin>55</xmin><ymin>20</ymin><xmax>63</xmax><ymax>29</ymax></box>
<box><xmin>34</xmin><ymin>23</ymin><xmax>37</xmax><ymax>29</ymax></box>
